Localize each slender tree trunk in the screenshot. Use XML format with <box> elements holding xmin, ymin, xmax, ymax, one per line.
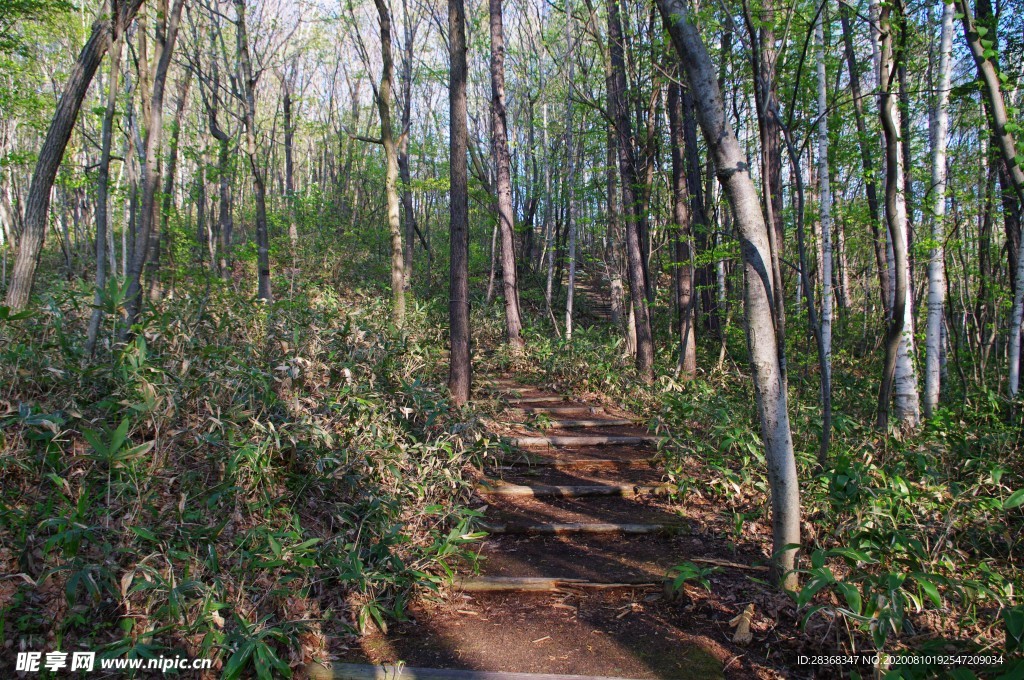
<box><xmin>562</xmin><ymin>0</ymin><xmax>577</xmax><ymax>340</ymax></box>
<box><xmin>839</xmin><ymin>0</ymin><xmax>890</xmax><ymax>315</ymax></box>
<box><xmin>489</xmin><ymin>0</ymin><xmax>525</xmax><ymax>352</ymax></box>
<box><xmin>86</xmin><ymin>32</ymin><xmax>123</xmax><ymax>355</ymax></box>
<box><xmin>148</xmin><ymin>73</ymin><xmax>190</xmax><ymax>301</ymax></box>
<box><xmin>668</xmin><ymin>75</ymin><xmax>696</xmax><ymax>378</ymax></box>
<box><xmin>924</xmin><ymin>1</ymin><xmax>954</xmax><ymax>417</ymax></box>
<box><xmin>876</xmin><ymin>0</ymin><xmax>921</xmax><ymax>430</ymax></box>
<box><xmin>234</xmin><ymin>0</ymin><xmax>272</xmax><ymax>302</ymax></box>
<box><xmin>607</xmin><ymin>0</ymin><xmax>654</xmax><ymax>382</ymax></box>
<box><xmin>658</xmin><ymin>0</ymin><xmax>800</xmax><ymax>590</ymax></box>
<box><xmin>5</xmin><ymin>0</ymin><xmax>144</xmax><ymax>310</ymax></box>
<box><xmin>606</xmin><ymin>127</ymin><xmax>625</xmax><ymax>328</ymax></box>
<box><xmin>282</xmin><ymin>70</ymin><xmax>299</xmax><ymax>255</ymax></box>
<box><xmin>955</xmin><ymin>0</ymin><xmax>1024</xmax><ymax>395</ymax></box>
<box><xmin>399</xmin><ymin>3</ymin><xmax>418</xmax><ymax>290</ymax></box>
<box><xmin>373</xmin><ymin>0</ymin><xmax>406</xmax><ymax>324</ymax></box>
<box><xmin>681</xmin><ymin>87</ymin><xmax>718</xmax><ymax>336</ymax></box>
<box><xmin>816</xmin><ymin>10</ymin><xmax>833</xmax><ymax>463</ymax></box>
<box><xmin>448</xmin><ymin>0</ymin><xmax>471</xmax><ymax>404</ymax></box>
<box><xmin>122</xmin><ymin>0</ymin><xmax>184</xmax><ymax>336</ymax></box>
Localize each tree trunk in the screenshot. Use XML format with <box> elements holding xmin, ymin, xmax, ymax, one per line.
<box><xmin>607</xmin><ymin>0</ymin><xmax>654</xmax><ymax>383</ymax></box>
<box><xmin>282</xmin><ymin>69</ymin><xmax>299</xmax><ymax>255</ymax></box>
<box><xmin>489</xmin><ymin>0</ymin><xmax>525</xmax><ymax>352</ymax></box>
<box><xmin>924</xmin><ymin>1</ymin><xmax>954</xmax><ymax>417</ymax></box>
<box><xmin>86</xmin><ymin>31</ymin><xmax>123</xmax><ymax>355</ymax></box>
<box><xmin>667</xmin><ymin>75</ymin><xmax>696</xmax><ymax>378</ymax></box>
<box><xmin>234</xmin><ymin>0</ymin><xmax>272</xmax><ymax>302</ymax></box>
<box><xmin>955</xmin><ymin>0</ymin><xmax>1024</xmax><ymax>395</ymax></box>
<box><xmin>148</xmin><ymin>72</ymin><xmax>191</xmax><ymax>301</ymax></box>
<box><xmin>448</xmin><ymin>0</ymin><xmax>471</xmax><ymax>405</ymax></box>
<box><xmin>5</xmin><ymin>0</ymin><xmax>143</xmax><ymax>310</ymax></box>
<box><xmin>839</xmin><ymin>0</ymin><xmax>890</xmax><ymax>315</ymax></box>
<box><xmin>876</xmin><ymin>0</ymin><xmax>921</xmax><ymax>430</ymax></box>
<box><xmin>658</xmin><ymin>0</ymin><xmax>800</xmax><ymax>590</ymax></box>
<box><xmin>399</xmin><ymin>0</ymin><xmax>419</xmax><ymax>290</ymax></box>
<box><xmin>815</xmin><ymin>12</ymin><xmax>833</xmax><ymax>462</ymax></box>
<box><xmin>373</xmin><ymin>0</ymin><xmax>406</xmax><ymax>325</ymax></box>
<box><xmin>122</xmin><ymin>0</ymin><xmax>184</xmax><ymax>336</ymax></box>
<box><xmin>562</xmin><ymin>0</ymin><xmax>577</xmax><ymax>341</ymax></box>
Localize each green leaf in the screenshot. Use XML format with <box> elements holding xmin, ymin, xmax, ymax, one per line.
<box><xmin>913</xmin><ymin>574</ymin><xmax>943</xmax><ymax>608</ymax></box>
<box><xmin>130</xmin><ymin>526</ymin><xmax>159</xmax><ymax>543</ymax></box>
<box><xmin>1004</xmin><ymin>489</ymin><xmax>1024</xmax><ymax>510</ymax></box>
<box><xmin>836</xmin><ymin>581</ymin><xmax>862</xmax><ymax>615</ymax></box>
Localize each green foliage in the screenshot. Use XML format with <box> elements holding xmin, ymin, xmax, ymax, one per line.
<box><xmin>0</xmin><ymin>271</ymin><xmax>484</xmax><ymax>678</ymax></box>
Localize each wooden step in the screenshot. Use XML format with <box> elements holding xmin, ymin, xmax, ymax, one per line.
<box><xmin>476</xmin><ymin>481</ymin><xmax>671</xmax><ymax>497</ymax></box>
<box><xmin>492</xmin><ymin>457</ymin><xmax>656</xmax><ymax>470</ymax></box>
<box><xmin>305</xmin><ymin>662</ymin><xmax>647</xmax><ymax>680</ymax></box>
<box><xmin>456</xmin><ymin>576</ymin><xmax>657</xmax><ymax>593</ymax></box>
<box><xmin>511</xmin><ymin>435</ymin><xmax>660</xmax><ymax>448</ymax></box>
<box><xmin>480</xmin><ymin>521</ymin><xmax>676</xmax><ymax>535</ymax></box>
<box><xmin>542</xmin><ymin>418</ymin><xmax>633</xmax><ymax>428</ymax></box>
<box><xmin>512</xmin><ymin>406</ymin><xmax>603</xmax><ymax>415</ymax></box>
<box><xmin>506</xmin><ymin>396</ymin><xmax>567</xmax><ymax>405</ymax></box>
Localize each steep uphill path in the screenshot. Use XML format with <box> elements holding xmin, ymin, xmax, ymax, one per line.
<box><xmin>307</xmin><ymin>360</ymin><xmax>787</xmax><ymax>678</ymax></box>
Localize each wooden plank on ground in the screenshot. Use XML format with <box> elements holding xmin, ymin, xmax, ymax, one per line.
<box><xmin>480</xmin><ymin>521</ymin><xmax>678</xmax><ymax>534</ymax></box>
<box><xmin>475</xmin><ymin>482</ymin><xmax>671</xmax><ymax>498</ymax></box>
<box><xmin>455</xmin><ymin>576</ymin><xmax>657</xmax><ymax>592</ymax></box>
<box><xmin>510</xmin><ymin>435</ymin><xmax>660</xmax><ymax>448</ymax></box>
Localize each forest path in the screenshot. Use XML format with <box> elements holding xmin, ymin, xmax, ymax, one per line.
<box><xmin>314</xmin><ymin>370</ymin><xmax>782</xmax><ymax>679</ymax></box>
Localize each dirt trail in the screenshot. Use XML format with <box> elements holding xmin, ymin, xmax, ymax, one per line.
<box><xmin>318</xmin><ymin>280</ymin><xmax>785</xmax><ymax>679</ymax></box>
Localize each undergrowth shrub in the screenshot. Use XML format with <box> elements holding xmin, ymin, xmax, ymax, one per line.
<box><xmin>0</xmin><ymin>273</ymin><xmax>484</xmax><ymax>677</ymax></box>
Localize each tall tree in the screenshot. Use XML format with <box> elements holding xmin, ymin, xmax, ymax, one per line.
<box><xmin>876</xmin><ymin>0</ymin><xmax>921</xmax><ymax>430</ymax></box>
<box><xmin>607</xmin><ymin>0</ymin><xmax>654</xmax><ymax>383</ymax></box>
<box><xmin>448</xmin><ymin>0</ymin><xmax>471</xmax><ymax>404</ymax></box>
<box><xmin>5</xmin><ymin>0</ymin><xmax>144</xmax><ymax>310</ymax></box>
<box><xmin>371</xmin><ymin>0</ymin><xmax>406</xmax><ymax>325</ymax></box>
<box><xmin>489</xmin><ymin>0</ymin><xmax>525</xmax><ymax>352</ymax></box>
<box><xmin>658</xmin><ymin>0</ymin><xmax>800</xmax><ymax>589</ymax></box>
<box><xmin>122</xmin><ymin>0</ymin><xmax>185</xmax><ymax>336</ymax></box>
<box><xmin>233</xmin><ymin>0</ymin><xmax>272</xmax><ymax>302</ymax></box>
<box><xmin>667</xmin><ymin>74</ymin><xmax>696</xmax><ymax>378</ymax></box>
<box><xmin>955</xmin><ymin>0</ymin><xmax>1024</xmax><ymax>396</ymax></box>
<box><xmin>816</xmin><ymin>6</ymin><xmax>833</xmax><ymax>461</ymax></box>
<box><xmin>562</xmin><ymin>0</ymin><xmax>577</xmax><ymax>340</ymax></box>
<box><xmin>838</xmin><ymin>0</ymin><xmax>890</xmax><ymax>315</ymax></box>
<box><xmin>924</xmin><ymin>0</ymin><xmax>954</xmax><ymax>418</ymax></box>
<box><xmin>86</xmin><ymin>30</ymin><xmax>124</xmax><ymax>354</ymax></box>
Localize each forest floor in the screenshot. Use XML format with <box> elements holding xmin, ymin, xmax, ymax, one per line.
<box><xmin>321</xmin><ymin>283</ymin><xmax>801</xmax><ymax>679</ymax></box>
<box><xmin>329</xmin><ymin>373</ymin><xmax>802</xmax><ymax>679</ymax></box>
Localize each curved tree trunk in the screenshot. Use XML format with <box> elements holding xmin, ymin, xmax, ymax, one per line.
<box><xmin>955</xmin><ymin>0</ymin><xmax>1024</xmax><ymax>395</ymax></box>
<box><xmin>122</xmin><ymin>0</ymin><xmax>185</xmax><ymax>336</ymax></box>
<box><xmin>657</xmin><ymin>0</ymin><xmax>800</xmax><ymax>590</ymax></box>
<box><xmin>5</xmin><ymin>0</ymin><xmax>144</xmax><ymax>311</ymax></box>
<box><xmin>876</xmin><ymin>0</ymin><xmax>921</xmax><ymax>430</ymax></box>
<box><xmin>489</xmin><ymin>0</ymin><xmax>525</xmax><ymax>352</ymax></box>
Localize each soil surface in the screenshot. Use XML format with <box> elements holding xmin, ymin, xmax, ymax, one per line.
<box><xmin>336</xmin><ymin>365</ymin><xmax>794</xmax><ymax>679</ymax></box>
